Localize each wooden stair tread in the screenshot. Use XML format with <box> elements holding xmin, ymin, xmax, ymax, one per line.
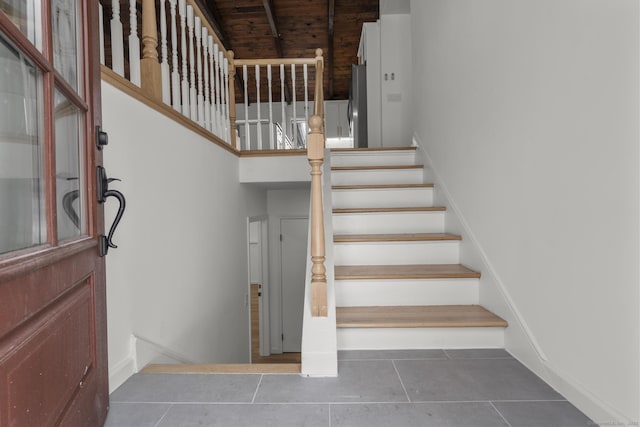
<box><xmin>334</xmin><ymin>233</ymin><xmax>461</xmax><ymax>243</ymax></box>
<box><xmin>333</xmin><ymin>206</ymin><xmax>446</xmax><ymax>214</ymax></box>
<box><xmin>332</xmin><ymin>165</ymin><xmax>423</xmax><ymax>171</ymax></box>
<box><xmin>335</xmin><ymin>264</ymin><xmax>480</xmax><ymax>280</ymax></box>
<box><xmin>141</xmin><ymin>363</ymin><xmax>301</xmax><ymax>374</ymax></box>
<box><xmin>331</xmin><ymin>147</ymin><xmax>417</xmax><ymax>152</ymax></box>
<box><xmin>332</xmin><ymin>183</ymin><xmax>434</xmax><ymax>190</ymax></box>
<box><xmin>336</xmin><ymin>305</ymin><xmax>507</xmax><ymax>328</ymax></box>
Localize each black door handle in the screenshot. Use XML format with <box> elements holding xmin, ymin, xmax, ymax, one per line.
<box><xmin>97</xmin><ymin>166</ymin><xmax>126</xmax><ymax>257</ymax></box>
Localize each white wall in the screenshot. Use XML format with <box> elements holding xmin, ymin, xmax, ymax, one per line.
<box><xmin>265</xmin><ymin>188</ymin><xmax>310</xmax><ymax>353</ymax></box>
<box><xmin>102</xmin><ymin>82</ymin><xmax>267</xmax><ymax>391</ymax></box>
<box><xmin>410</xmin><ymin>0</ymin><xmax>639</xmax><ymax>423</ymax></box>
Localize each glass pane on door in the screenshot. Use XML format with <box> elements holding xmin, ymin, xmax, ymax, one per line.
<box><xmin>51</xmin><ymin>0</ymin><xmax>80</xmax><ymax>91</ymax></box>
<box><xmin>0</xmin><ymin>0</ymin><xmax>42</xmax><ymax>49</ymax></box>
<box><xmin>54</xmin><ymin>88</ymin><xmax>84</xmax><ymax>241</ymax></box>
<box><xmin>0</xmin><ymin>33</ymin><xmax>46</xmax><ymax>254</ymax></box>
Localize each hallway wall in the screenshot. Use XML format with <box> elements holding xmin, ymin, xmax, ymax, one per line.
<box><xmin>102</xmin><ymin>82</ymin><xmax>267</xmax><ymax>391</ymax></box>
<box><xmin>410</xmin><ymin>0</ymin><xmax>639</xmax><ymax>423</ymax></box>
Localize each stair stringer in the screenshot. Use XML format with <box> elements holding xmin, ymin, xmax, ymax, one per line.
<box><xmin>412</xmin><ymin>134</ymin><xmax>619</xmax><ymax>424</ymax></box>
<box><xmin>300</xmin><ymin>148</ymin><xmax>338</xmax><ymax>377</ymax></box>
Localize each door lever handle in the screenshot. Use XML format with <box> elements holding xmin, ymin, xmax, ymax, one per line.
<box><xmin>97</xmin><ymin>166</ymin><xmax>126</xmax><ymax>257</ymax></box>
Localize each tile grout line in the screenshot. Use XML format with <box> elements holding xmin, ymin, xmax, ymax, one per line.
<box><xmin>490</xmin><ymin>402</ymin><xmax>514</xmax><ymax>427</ymax></box>
<box><xmin>391</xmin><ymin>360</ymin><xmax>412</xmax><ymax>403</ymax></box>
<box><xmin>251</xmin><ymin>374</ymin><xmax>264</xmax><ymax>404</ymax></box>
<box><xmin>443</xmin><ymin>349</ymin><xmax>452</xmax><ymax>359</ymax></box>
<box><xmin>152</xmin><ymin>403</ymin><xmax>173</xmax><ymax>427</ymax></box>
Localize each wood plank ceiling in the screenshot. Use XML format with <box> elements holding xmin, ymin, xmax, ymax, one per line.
<box><xmin>197</xmin><ymin>0</ymin><xmax>379</xmax><ymax>102</ymax></box>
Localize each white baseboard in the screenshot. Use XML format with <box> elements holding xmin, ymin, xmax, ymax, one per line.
<box><xmin>108</xmin><ymin>356</ymin><xmax>136</xmax><ymax>393</ymax></box>
<box><xmin>412</xmin><ymin>133</ymin><xmax>630</xmax><ymax>425</ymax></box>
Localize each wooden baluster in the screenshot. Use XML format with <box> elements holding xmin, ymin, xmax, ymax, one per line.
<box><xmin>303</xmin><ymin>63</ymin><xmax>309</xmax><ymax>134</ymax></box>
<box><xmin>140</xmin><ymin>0</ymin><xmax>162</xmax><ymax>100</ymax></box>
<box><xmin>187</xmin><ymin>6</ymin><xmax>197</xmax><ymax>120</ymax></box>
<box><xmin>169</xmin><ymin>0</ymin><xmax>180</xmax><ymax>111</ymax></box>
<box><xmin>194</xmin><ymin>17</ymin><xmax>204</xmax><ymax>126</ymax></box>
<box><xmin>99</xmin><ymin>3</ymin><xmax>105</xmax><ymax>65</ymax></box>
<box><xmin>243</xmin><ymin>64</ymin><xmax>250</xmax><ymax>150</ymax></box>
<box><xmin>267</xmin><ymin>64</ymin><xmax>274</xmax><ymax>149</ymax></box>
<box><xmin>128</xmin><ymin>0</ymin><xmax>141</xmax><ymax>85</ymax></box>
<box><xmin>159</xmin><ymin>0</ymin><xmax>170</xmax><ymax>103</ymax></box>
<box><xmin>178</xmin><ymin>0</ymin><xmax>189</xmax><ymax>117</ymax></box>
<box><xmin>307</xmin><ymin>114</ymin><xmax>327</xmax><ymax>317</ymax></box>
<box><xmin>202</xmin><ymin>28</ymin><xmax>211</xmax><ymax>131</ymax></box>
<box><xmin>209</xmin><ymin>38</ymin><xmax>218</xmax><ymax>135</ymax></box>
<box><xmin>110</xmin><ymin>0</ymin><xmax>124</xmax><ymax>76</ymax></box>
<box><xmin>255</xmin><ymin>65</ymin><xmax>262</xmax><ymax>150</ymax></box>
<box><xmin>280</xmin><ymin>63</ymin><xmax>286</xmax><ymax>148</ymax></box>
<box><xmin>228</xmin><ymin>51</ymin><xmax>238</xmax><ymax>148</ymax></box>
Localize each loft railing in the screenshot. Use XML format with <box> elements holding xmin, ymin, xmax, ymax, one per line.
<box><xmin>100</xmin><ymin>0</ymin><xmax>233</xmax><ymax>145</ymax></box>
<box><xmin>99</xmin><ymin>0</ymin><xmax>328</xmax><ymax>317</ymax></box>
<box><xmin>233</xmin><ymin>57</ymin><xmax>321</xmax><ymax>151</ymax></box>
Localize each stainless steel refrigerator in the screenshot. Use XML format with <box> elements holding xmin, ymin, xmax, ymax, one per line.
<box><xmin>348</xmin><ymin>64</ymin><xmax>368</xmax><ymax>148</ymax></box>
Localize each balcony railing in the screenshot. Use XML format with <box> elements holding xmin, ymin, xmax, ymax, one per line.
<box><xmin>99</xmin><ymin>0</ymin><xmax>327</xmax><ymax>317</ymax></box>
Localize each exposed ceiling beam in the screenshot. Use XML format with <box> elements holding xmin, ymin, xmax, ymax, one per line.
<box><xmin>328</xmin><ymin>0</ymin><xmax>335</xmax><ymax>99</ymax></box>
<box><xmin>262</xmin><ymin>0</ymin><xmax>292</xmax><ymax>103</ymax></box>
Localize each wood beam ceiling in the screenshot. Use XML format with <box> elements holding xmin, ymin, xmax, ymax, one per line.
<box><xmin>327</xmin><ymin>0</ymin><xmax>335</xmax><ymax>99</ymax></box>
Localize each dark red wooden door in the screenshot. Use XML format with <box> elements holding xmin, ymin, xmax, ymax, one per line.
<box><xmin>0</xmin><ymin>0</ymin><xmax>108</xmax><ymax>425</ymax></box>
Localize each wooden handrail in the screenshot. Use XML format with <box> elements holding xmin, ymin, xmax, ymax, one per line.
<box><xmin>233</xmin><ymin>58</ymin><xmax>318</xmax><ymax>66</ymax></box>
<box><xmin>308</xmin><ymin>48</ymin><xmax>327</xmax><ymax>317</ymax></box>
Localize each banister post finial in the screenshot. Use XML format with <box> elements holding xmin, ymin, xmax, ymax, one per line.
<box><xmin>315</xmin><ymin>48</ymin><xmax>323</xmax><ymax>58</ymax></box>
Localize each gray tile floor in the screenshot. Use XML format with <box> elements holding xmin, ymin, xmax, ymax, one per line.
<box><xmin>105</xmin><ymin>349</ymin><xmax>594</xmax><ymax>427</ymax></box>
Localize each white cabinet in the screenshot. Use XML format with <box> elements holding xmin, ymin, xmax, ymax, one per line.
<box><xmin>324</xmin><ymin>100</ymin><xmax>353</xmax><ymax>148</ymax></box>
<box><xmin>358</xmin><ymin>13</ymin><xmax>412</xmax><ymax>148</ymax></box>
<box><xmin>359</xmin><ymin>22</ymin><xmax>382</xmax><ymax>148</ymax></box>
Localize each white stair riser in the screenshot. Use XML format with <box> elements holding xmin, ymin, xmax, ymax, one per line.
<box><xmin>332</xmin><ymin>169</ymin><xmax>423</xmax><ymax>186</ymax></box>
<box><xmin>335</xmin><ymin>279</ymin><xmax>479</xmax><ymax>306</ymax></box>
<box><xmin>331</xmin><ymin>152</ymin><xmax>416</xmax><ymax>167</ymax></box>
<box><xmin>332</xmin><ymin>188</ymin><xmax>434</xmax><ymax>209</ymax></box>
<box><xmin>332</xmin><ymin>212</ymin><xmax>445</xmax><ymax>234</ymax></box>
<box><xmin>334</xmin><ymin>241</ymin><xmax>460</xmax><ymax>265</ymax></box>
<box><xmin>337</xmin><ymin>327</ymin><xmax>505</xmax><ymax>350</ymax></box>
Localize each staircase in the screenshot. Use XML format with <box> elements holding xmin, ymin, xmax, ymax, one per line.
<box><xmin>330</xmin><ymin>147</ymin><xmax>507</xmax><ymax>350</ymax></box>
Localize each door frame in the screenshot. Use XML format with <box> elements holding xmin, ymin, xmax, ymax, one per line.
<box><xmin>247</xmin><ymin>215</ymin><xmax>270</xmax><ymax>358</ymax></box>
<box><xmin>278</xmin><ymin>216</ymin><xmax>309</xmax><ymax>353</ymax></box>
<box><xmin>0</xmin><ymin>1</ymin><xmax>108</xmax><ymax>425</ymax></box>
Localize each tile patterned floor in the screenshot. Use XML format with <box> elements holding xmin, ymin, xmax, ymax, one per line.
<box><xmin>105</xmin><ymin>349</ymin><xmax>594</xmax><ymax>427</ymax></box>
